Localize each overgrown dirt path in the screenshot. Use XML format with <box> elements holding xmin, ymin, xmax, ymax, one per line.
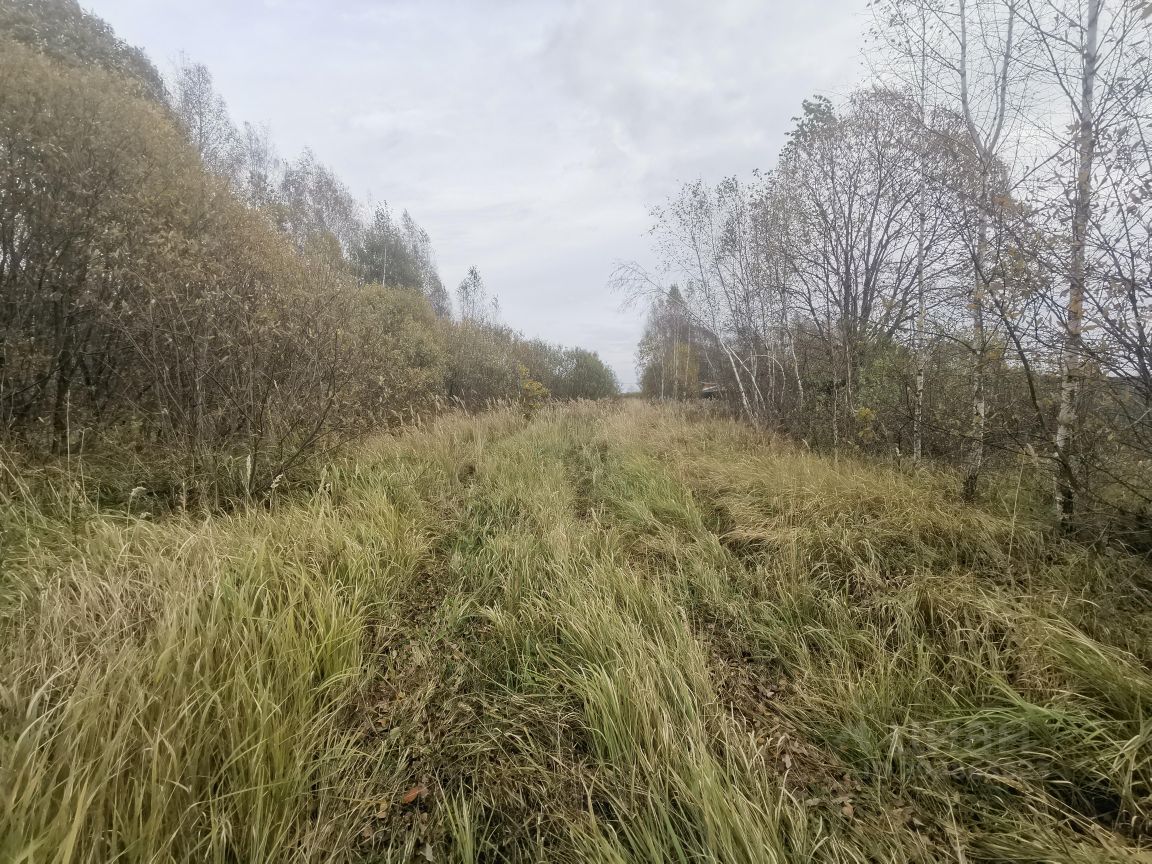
<box><xmin>4</xmin><ymin>402</ymin><xmax>1152</xmax><ymax>862</ymax></box>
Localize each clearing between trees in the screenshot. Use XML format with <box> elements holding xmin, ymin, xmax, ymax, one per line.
<box><xmin>3</xmin><ymin>401</ymin><xmax>1151</xmax><ymax>863</ymax></box>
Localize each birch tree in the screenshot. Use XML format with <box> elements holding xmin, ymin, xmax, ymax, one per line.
<box><xmin>1016</xmin><ymin>0</ymin><xmax>1152</xmax><ymax>527</ymax></box>
<box><xmin>876</xmin><ymin>0</ymin><xmax>1032</xmax><ymax>497</ymax></box>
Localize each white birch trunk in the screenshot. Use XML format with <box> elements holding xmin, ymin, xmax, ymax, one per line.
<box><xmin>1054</xmin><ymin>0</ymin><xmax>1099</xmax><ymax>528</ymax></box>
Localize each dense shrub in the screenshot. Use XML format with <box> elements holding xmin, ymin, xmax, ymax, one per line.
<box><xmin>0</xmin><ymin>14</ymin><xmax>616</xmax><ymax>499</ymax></box>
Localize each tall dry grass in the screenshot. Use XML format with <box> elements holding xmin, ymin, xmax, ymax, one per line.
<box><xmin>2</xmin><ymin>401</ymin><xmax>1150</xmax><ymax>862</ymax></box>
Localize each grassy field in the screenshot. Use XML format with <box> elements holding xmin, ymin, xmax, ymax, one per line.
<box><xmin>3</xmin><ymin>401</ymin><xmax>1152</xmax><ymax>863</ymax></box>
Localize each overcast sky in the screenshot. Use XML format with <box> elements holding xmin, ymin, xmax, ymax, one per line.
<box><xmin>84</xmin><ymin>0</ymin><xmax>869</xmax><ymax>389</ymax></box>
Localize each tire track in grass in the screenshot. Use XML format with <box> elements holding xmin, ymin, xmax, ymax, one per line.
<box><xmin>352</xmin><ymin>411</ymin><xmax>603</xmax><ymax>861</ymax></box>
<box><xmin>562</xmin><ymin>405</ymin><xmax>978</xmax><ymax>863</ymax></box>
<box><xmin>363</xmin><ymin>405</ymin><xmax>817</xmax><ymax>862</ymax></box>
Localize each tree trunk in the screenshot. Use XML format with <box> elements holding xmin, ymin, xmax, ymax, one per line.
<box><xmin>51</xmin><ymin>353</ymin><xmax>71</xmax><ymax>455</ymax></box>
<box><xmin>914</xmin><ymin>18</ymin><xmax>928</xmax><ymax>463</ymax></box>
<box><xmin>955</xmin><ymin>0</ymin><xmax>1016</xmax><ymax>501</ymax></box>
<box><xmin>723</xmin><ymin>343</ymin><xmax>754</xmax><ymax>421</ymax></box>
<box><xmin>913</xmin><ymin>265</ymin><xmax>927</xmax><ymax>461</ymax></box>
<box><xmin>962</xmin><ymin>201</ymin><xmax>989</xmax><ymax>502</ymax></box>
<box><xmin>50</xmin><ymin>297</ymin><xmax>73</xmax><ymax>455</ymax></box>
<box><xmin>1054</xmin><ymin>0</ymin><xmax>1099</xmax><ymax>529</ymax></box>
<box><xmin>913</xmin><ymin>145</ymin><xmax>928</xmax><ymax>462</ymax></box>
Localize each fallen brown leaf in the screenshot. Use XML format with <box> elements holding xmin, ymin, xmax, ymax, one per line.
<box><xmin>401</xmin><ymin>785</ymin><xmax>427</xmax><ymax>806</ymax></box>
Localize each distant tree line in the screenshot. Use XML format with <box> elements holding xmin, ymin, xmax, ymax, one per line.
<box><xmin>0</xmin><ymin>0</ymin><xmax>617</xmax><ymax>498</ymax></box>
<box><xmin>622</xmin><ymin>0</ymin><xmax>1152</xmax><ymax>542</ymax></box>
